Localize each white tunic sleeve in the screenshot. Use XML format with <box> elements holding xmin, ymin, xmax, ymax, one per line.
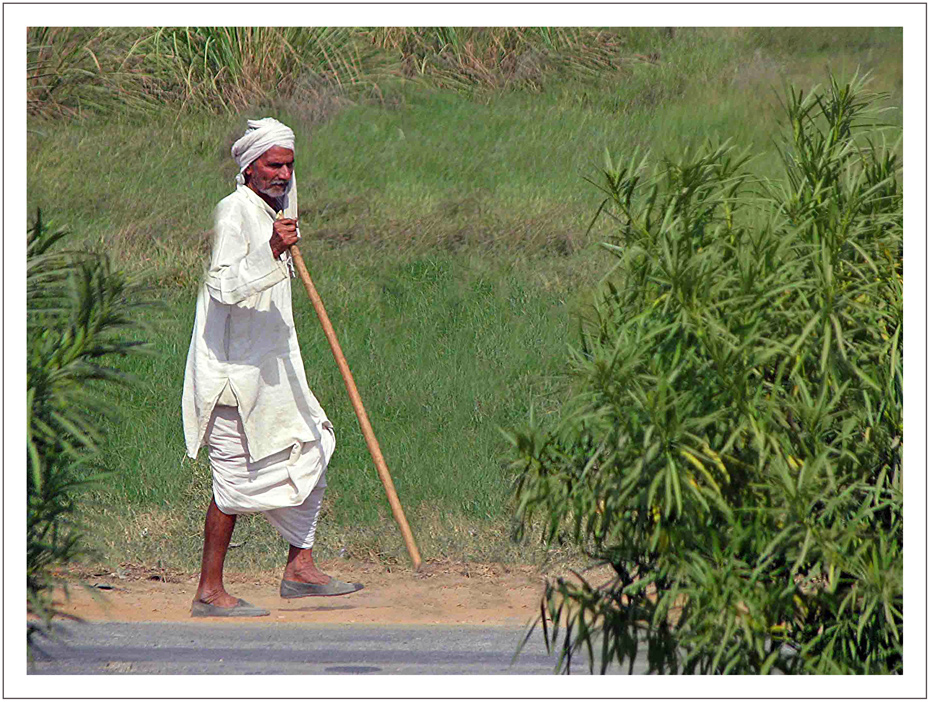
<box><xmin>205</xmin><ymin>199</ymin><xmax>288</xmax><ymax>305</ymax></box>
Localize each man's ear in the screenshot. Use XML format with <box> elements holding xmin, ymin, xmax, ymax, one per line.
<box><xmin>243</xmin><ymin>165</ymin><xmax>252</xmax><ymax>183</ymax></box>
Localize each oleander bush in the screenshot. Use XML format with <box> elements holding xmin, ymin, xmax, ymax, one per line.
<box><xmin>27</xmin><ymin>211</ymin><xmax>147</xmax><ymax>638</ymax></box>
<box><xmin>508</xmin><ymin>74</ymin><xmax>903</xmax><ymax>674</ymax></box>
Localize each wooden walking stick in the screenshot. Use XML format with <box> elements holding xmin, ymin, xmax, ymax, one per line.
<box><xmin>279</xmin><ymin>211</ymin><xmax>423</xmax><ymax>571</ymax></box>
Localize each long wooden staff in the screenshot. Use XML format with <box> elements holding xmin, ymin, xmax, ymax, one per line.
<box><xmin>280</xmin><ymin>211</ymin><xmax>422</xmax><ymax>571</ymax></box>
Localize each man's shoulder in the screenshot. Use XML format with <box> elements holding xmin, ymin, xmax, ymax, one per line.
<box><xmin>214</xmin><ymin>189</ymin><xmax>261</xmax><ymax>228</ymax></box>
<box><xmin>215</xmin><ymin>188</ymin><xmax>250</xmax><ymax>214</ymax></box>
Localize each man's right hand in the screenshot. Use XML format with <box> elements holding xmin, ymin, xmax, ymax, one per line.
<box><xmin>270</xmin><ymin>218</ymin><xmax>299</xmax><ymax>258</ymax></box>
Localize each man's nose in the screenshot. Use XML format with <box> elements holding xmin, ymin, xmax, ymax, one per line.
<box><xmin>280</xmin><ymin>165</ymin><xmax>292</xmax><ymax>180</ymax></box>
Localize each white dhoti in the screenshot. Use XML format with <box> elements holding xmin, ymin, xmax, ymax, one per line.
<box><xmin>205</xmin><ymin>406</ymin><xmax>336</xmax><ymax>548</ymax></box>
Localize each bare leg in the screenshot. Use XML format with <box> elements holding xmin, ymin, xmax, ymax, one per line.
<box><xmin>194</xmin><ymin>498</ymin><xmax>239</xmax><ymax>607</ymax></box>
<box><xmin>282</xmin><ymin>546</ymin><xmax>332</xmax><ymax>584</ymax></box>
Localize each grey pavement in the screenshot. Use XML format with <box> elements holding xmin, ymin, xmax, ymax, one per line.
<box><xmin>28</xmin><ymin>621</ymin><xmax>646</xmax><ymax>675</ymax></box>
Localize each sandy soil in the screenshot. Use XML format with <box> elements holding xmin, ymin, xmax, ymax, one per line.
<box><xmin>48</xmin><ymin>560</ymin><xmax>613</xmax><ymax>627</ymax></box>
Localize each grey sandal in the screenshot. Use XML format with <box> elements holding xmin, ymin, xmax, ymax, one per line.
<box><xmin>191</xmin><ymin>598</ymin><xmax>270</xmax><ymax>617</ymax></box>
<box><xmin>280</xmin><ymin>578</ymin><xmax>364</xmax><ymax>599</ymax></box>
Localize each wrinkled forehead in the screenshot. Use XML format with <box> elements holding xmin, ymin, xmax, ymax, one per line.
<box><xmin>256</xmin><ymin>145</ymin><xmax>295</xmax><ymax>164</ymax></box>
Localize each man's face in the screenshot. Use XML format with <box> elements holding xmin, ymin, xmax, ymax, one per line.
<box><xmin>245</xmin><ymin>145</ymin><xmax>294</xmax><ymax>199</ymax></box>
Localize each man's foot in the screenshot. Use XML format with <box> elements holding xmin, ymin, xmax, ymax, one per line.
<box><xmin>280</xmin><ymin>547</ymin><xmax>363</xmax><ymax>598</ymax></box>
<box><xmin>282</xmin><ymin>545</ymin><xmax>332</xmax><ymax>585</ymax></box>
<box><xmin>193</xmin><ymin>589</ymin><xmax>240</xmax><ymax>609</ymax></box>
<box><xmin>281</xmin><ymin>566</ymin><xmax>331</xmax><ymax>585</ymax></box>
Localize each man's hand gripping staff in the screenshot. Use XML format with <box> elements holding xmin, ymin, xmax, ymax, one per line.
<box><xmin>278</xmin><ymin>211</ymin><xmax>424</xmax><ymax>571</ymax></box>
<box><xmin>270</xmin><ymin>215</ymin><xmax>300</xmax><ymax>258</ymax></box>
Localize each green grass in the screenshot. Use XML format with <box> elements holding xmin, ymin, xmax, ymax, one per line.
<box><xmin>26</xmin><ymin>27</ymin><xmax>902</xmax><ymax>572</ymax></box>
<box><xmin>79</xmin><ymin>250</ymin><xmax>578</xmax><ymax>570</ymax></box>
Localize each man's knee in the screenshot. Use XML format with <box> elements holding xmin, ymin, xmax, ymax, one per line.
<box><xmin>207</xmin><ymin>498</ymin><xmax>238</xmax><ymax>522</ymax></box>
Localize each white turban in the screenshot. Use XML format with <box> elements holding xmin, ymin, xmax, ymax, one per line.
<box><xmin>231</xmin><ymin>117</ymin><xmax>295</xmax><ymax>185</ymax></box>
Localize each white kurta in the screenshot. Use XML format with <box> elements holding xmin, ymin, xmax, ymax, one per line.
<box><xmin>182</xmin><ymin>184</ymin><xmax>333</xmax><ymax>501</ymax></box>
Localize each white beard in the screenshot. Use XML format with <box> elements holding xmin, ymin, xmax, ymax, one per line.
<box><xmin>257</xmin><ymin>182</ymin><xmax>288</xmax><ymax>198</ymax></box>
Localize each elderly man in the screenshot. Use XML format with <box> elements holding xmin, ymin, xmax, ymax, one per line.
<box><xmin>182</xmin><ymin>117</ymin><xmax>362</xmax><ymax>617</ymax></box>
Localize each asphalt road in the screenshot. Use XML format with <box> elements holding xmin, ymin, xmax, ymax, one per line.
<box><xmin>28</xmin><ymin>621</ymin><xmax>646</xmax><ymax>675</ymax></box>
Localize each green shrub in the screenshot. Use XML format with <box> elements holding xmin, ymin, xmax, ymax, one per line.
<box><xmin>145</xmin><ymin>27</ymin><xmax>375</xmax><ymax>112</ymax></box>
<box><xmin>24</xmin><ymin>27</ymin><xmax>695</xmax><ymax>117</ymax></box>
<box><xmin>508</xmin><ymin>74</ymin><xmax>902</xmax><ymax>674</ymax></box>
<box><xmin>26</xmin><ymin>27</ymin><xmax>160</xmax><ymax>118</ymax></box>
<box><xmin>368</xmin><ymin>27</ymin><xmax>650</xmax><ymax>93</ymax></box>
<box><xmin>27</xmin><ymin>211</ymin><xmax>147</xmax><ymax>636</ymax></box>
<box><xmin>26</xmin><ymin>26</ymin><xmax>377</xmax><ymax>118</ymax></box>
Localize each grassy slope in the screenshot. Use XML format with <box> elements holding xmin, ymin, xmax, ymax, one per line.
<box><xmin>26</xmin><ymin>28</ymin><xmax>902</xmax><ymax>571</ymax></box>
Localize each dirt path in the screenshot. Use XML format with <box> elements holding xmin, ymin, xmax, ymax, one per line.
<box><xmin>50</xmin><ymin>560</ymin><xmax>612</xmax><ymax>627</ymax></box>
